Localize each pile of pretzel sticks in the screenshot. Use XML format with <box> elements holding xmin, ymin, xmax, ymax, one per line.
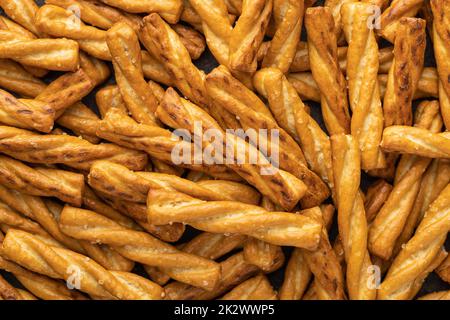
<box><xmin>0</xmin><ymin>0</ymin><xmax>448</xmax><ymax>301</ymax></box>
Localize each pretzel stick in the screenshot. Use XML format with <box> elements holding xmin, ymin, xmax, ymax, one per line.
<box><xmin>279</xmin><ymin>247</ymin><xmax>311</xmax><ymax>300</ymax></box>
<box><xmin>324</xmin><ymin>0</ymin><xmax>354</xmax><ymax>43</ymax></box>
<box><xmin>0</xmin><ymin>59</ymin><xmax>46</xmax><ymax>97</ymax></box>
<box><xmin>431</xmin><ymin>0</ymin><xmax>450</xmax><ymax>129</ymax></box>
<box><xmin>96</xmin><ymin>85</ymin><xmax>127</xmax><ymax>118</ymax></box>
<box><xmin>0</xmin><ymin>0</ymin><xmax>41</xmax><ymax>36</ymax></box>
<box><xmin>305</xmin><ymin>7</ymin><xmax>351</xmax><ymax>136</ymax></box>
<box><xmin>171</xmin><ymin>24</ymin><xmax>206</xmax><ymax>60</ymax></box>
<box><xmin>378</xmin><ymin>183</ymin><xmax>450</xmax><ymax>300</ymax></box>
<box><xmin>0</xmin><ymin>273</ymin><xmax>21</xmax><ymax>300</ymax></box>
<box><xmin>331</xmin><ymin>134</ymin><xmax>375</xmax><ymax>300</ymax></box>
<box><xmin>379</xmin><ymin>0</ymin><xmax>425</xmax><ymax>43</ymax></box>
<box><xmin>364</xmin><ymin>180</ymin><xmax>392</xmax><ymax>223</ymax></box>
<box><xmin>0</xmin><ymin>155</ymin><xmax>84</xmax><ymax>206</ymax></box>
<box><xmin>287</xmin><ymin>72</ymin><xmax>321</xmax><ymax>102</ymax></box>
<box><xmin>164</xmin><ymin>252</ymin><xmax>259</xmax><ymax>300</ymax></box>
<box><xmin>2</xmin><ymin>229</ymin><xmax>164</xmax><ymax>299</ymax></box>
<box><xmin>221</xmin><ymin>274</ymin><xmax>277</xmax><ymax>300</ymax></box>
<box><xmin>79</xmin><ymin>52</ymin><xmax>111</xmax><ymax>87</ymax></box>
<box><xmin>418</xmin><ymin>291</ymin><xmax>450</xmax><ymax>300</ymax></box>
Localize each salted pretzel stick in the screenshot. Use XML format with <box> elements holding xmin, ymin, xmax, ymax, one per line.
<box><xmin>369</xmin><ymin>102</ymin><xmax>442</xmax><ymax>260</ymax></box>
<box><xmin>364</xmin><ymin>180</ymin><xmax>392</xmax><ymax>223</ymax></box>
<box><xmin>0</xmin><ymin>59</ymin><xmax>46</xmax><ymax>97</ymax></box>
<box><xmin>221</xmin><ymin>274</ymin><xmax>277</xmax><ymax>300</ymax></box>
<box><xmin>431</xmin><ymin>0</ymin><xmax>450</xmax><ymax>129</ymax></box>
<box><xmin>0</xmin><ymin>202</ymin><xmax>49</xmax><ymax>238</ymax></box>
<box><xmin>260</xmin><ymin>0</ymin><xmax>302</xmax><ymax>73</ymax></box>
<box><xmin>378</xmin><ymin>184</ymin><xmax>450</xmax><ymax>300</ymax></box>
<box><xmin>164</xmin><ymin>252</ymin><xmax>259</xmax><ymax>300</ymax></box>
<box><xmin>206</xmin><ymin>66</ymin><xmax>329</xmax><ymax>208</ymax></box>
<box><xmin>148</xmin><ymin>189</ymin><xmax>322</xmax><ymax>249</ymax></box>
<box><xmin>379</xmin><ymin>0</ymin><xmax>425</xmax><ymax>43</ymax></box>
<box><xmin>107</xmin><ymin>22</ymin><xmax>159</xmax><ymax>125</ymax></box>
<box><xmin>287</xmin><ymin>72</ymin><xmax>321</xmax><ymax>102</ymax></box>
<box><xmin>172</xmin><ymin>24</ymin><xmax>206</xmax><ymax>60</ymax></box>
<box><xmin>228</xmin><ymin>0</ymin><xmax>272</xmax><ymax>72</ymax></box>
<box><xmin>279</xmin><ymin>248</ymin><xmax>311</xmax><ymax>300</ymax></box>
<box><xmin>0</xmin><ymin>126</ymin><xmax>148</xmax><ymax>171</ymax></box>
<box><xmin>324</xmin><ymin>0</ymin><xmax>354</xmax><ymax>43</ymax></box>
<box><xmin>419</xmin><ymin>291</ymin><xmax>450</xmax><ymax>300</ymax></box>
<box><xmin>59</xmin><ymin>206</ymin><xmax>221</xmax><ymax>290</ymax></box>
<box><xmin>79</xmin><ymin>52</ymin><xmax>111</xmax><ymax>87</ymax></box>
<box><xmin>96</xmin><ymin>85</ymin><xmax>127</xmax><ymax>118</ymax></box>
<box><xmin>305</xmin><ymin>7</ymin><xmax>351</xmax><ymax>136</ymax></box>
<box><xmin>341</xmin><ymin>2</ymin><xmax>386</xmax><ymax>170</ymax></box>
<box><xmin>0</xmin><ymin>0</ymin><xmax>41</xmax><ymax>36</ymax></box>
<box><xmin>2</xmin><ymin>229</ymin><xmax>164</xmax><ymax>300</ymax></box>
<box><xmin>331</xmin><ymin>134</ymin><xmax>375</xmax><ymax>300</ymax></box>
<box><xmin>0</xmin><ymin>155</ymin><xmax>84</xmax><ymax>206</ymax></box>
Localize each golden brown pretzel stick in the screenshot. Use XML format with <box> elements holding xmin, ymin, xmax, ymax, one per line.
<box><xmin>98</xmin><ymin>0</ymin><xmax>183</xmax><ymax>23</ymax></box>
<box><xmin>148</xmin><ymin>188</ymin><xmax>322</xmax><ymax>249</ymax></box>
<box><xmin>221</xmin><ymin>274</ymin><xmax>277</xmax><ymax>300</ymax></box>
<box><xmin>431</xmin><ymin>0</ymin><xmax>450</xmax><ymax>129</ymax></box>
<box><xmin>59</xmin><ymin>206</ymin><xmax>221</xmax><ymax>290</ymax></box>
<box><xmin>341</xmin><ymin>2</ymin><xmax>386</xmax><ymax>170</ymax></box>
<box><xmin>0</xmin><ymin>155</ymin><xmax>84</xmax><ymax>206</ymax></box>
<box><xmin>2</xmin><ymin>229</ymin><xmax>164</xmax><ymax>299</ymax></box>
<box><xmin>206</xmin><ymin>66</ymin><xmax>329</xmax><ymax>208</ymax></box>
<box><xmin>0</xmin><ymin>273</ymin><xmax>21</xmax><ymax>300</ymax></box>
<box><xmin>95</xmin><ymin>85</ymin><xmax>127</xmax><ymax>118</ymax></box>
<box><xmin>172</xmin><ymin>24</ymin><xmax>206</xmax><ymax>60</ymax></box>
<box><xmin>364</xmin><ymin>179</ymin><xmax>392</xmax><ymax>223</ymax></box>
<box><xmin>260</xmin><ymin>0</ymin><xmax>303</xmax><ymax>73</ymax></box>
<box><xmin>324</xmin><ymin>0</ymin><xmax>354</xmax><ymax>43</ymax></box>
<box><xmin>0</xmin><ymin>126</ymin><xmax>148</xmax><ymax>171</ymax></box>
<box><xmin>88</xmin><ymin>160</ymin><xmax>259</xmax><ymax>204</ymax></box>
<box><xmin>287</xmin><ymin>72</ymin><xmax>321</xmax><ymax>102</ymax></box>
<box><xmin>139</xmin><ymin>13</ymin><xmax>208</xmax><ymax>109</ymax></box>
<box><xmin>0</xmin><ymin>59</ymin><xmax>46</xmax><ymax>97</ymax></box>
<box><xmin>379</xmin><ymin>0</ymin><xmax>425</xmax><ymax>43</ymax></box>
<box><xmin>158</xmin><ymin>87</ymin><xmax>308</xmax><ymax>210</ymax></box>
<box><xmin>383</xmin><ymin>18</ymin><xmax>426</xmax><ymax>127</ymax></box>
<box><xmin>0</xmin><ymin>16</ymin><xmax>35</xmax><ymax>38</ymax></box>
<box><xmin>0</xmin><ymin>202</ymin><xmax>48</xmax><ymax>238</ymax></box>
<box><xmin>369</xmin><ymin>102</ymin><xmax>443</xmax><ymax>260</ymax></box>
<box><xmin>381</xmin><ymin>126</ymin><xmax>450</xmax><ymax>158</ymax></box>
<box><xmin>331</xmin><ymin>134</ymin><xmax>375</xmax><ymax>300</ymax></box>
<box><xmin>79</xmin><ymin>52</ymin><xmax>111</xmax><ymax>87</ymax></box>
<box><xmin>305</xmin><ymin>7</ymin><xmax>351</xmax><ymax>136</ymax></box>
<box><xmin>254</xmin><ymin>68</ymin><xmax>335</xmax><ymax>198</ymax></box>
<box><xmin>437</xmin><ymin>255</ymin><xmax>450</xmax><ymax>284</ymax></box>
<box><xmin>279</xmin><ymin>248</ymin><xmax>311</xmax><ymax>300</ymax></box>
<box><xmin>0</xmin><ymin>0</ymin><xmax>41</xmax><ymax>36</ymax></box>
<box><xmin>228</xmin><ymin>0</ymin><xmax>272</xmax><ymax>73</ymax></box>
<box><xmin>418</xmin><ymin>291</ymin><xmax>450</xmax><ymax>300</ymax></box>
<box><xmin>164</xmin><ymin>252</ymin><xmax>259</xmax><ymax>300</ymax></box>
<box><xmin>378</xmin><ymin>184</ymin><xmax>450</xmax><ymax>300</ymax></box>
<box><xmin>107</xmin><ymin>22</ymin><xmax>159</xmax><ymax>126</ymax></box>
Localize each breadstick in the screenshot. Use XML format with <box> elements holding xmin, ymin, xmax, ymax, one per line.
<box><xmin>98</xmin><ymin>0</ymin><xmax>183</xmax><ymax>24</ymax></box>
<box><xmin>2</xmin><ymin>229</ymin><xmax>164</xmax><ymax>299</ymax></box>
<box><xmin>0</xmin><ymin>126</ymin><xmax>148</xmax><ymax>171</ymax></box>
<box><xmin>79</xmin><ymin>52</ymin><xmax>111</xmax><ymax>87</ymax></box>
<box><xmin>379</xmin><ymin>0</ymin><xmax>425</xmax><ymax>43</ymax></box>
<box><xmin>147</xmin><ymin>188</ymin><xmax>322</xmax><ymax>249</ymax></box>
<box><xmin>305</xmin><ymin>7</ymin><xmax>351</xmax><ymax>136</ymax></box>
<box><xmin>381</xmin><ymin>126</ymin><xmax>450</xmax><ymax>158</ymax></box>
<box><xmin>107</xmin><ymin>22</ymin><xmax>159</xmax><ymax>125</ymax></box>
<box><xmin>229</xmin><ymin>0</ymin><xmax>272</xmax><ymax>73</ymax></box>
<box><xmin>96</xmin><ymin>85</ymin><xmax>127</xmax><ymax>118</ymax></box>
<box><xmin>431</xmin><ymin>0</ymin><xmax>450</xmax><ymax>129</ymax></box>
<box><xmin>279</xmin><ymin>248</ymin><xmax>311</xmax><ymax>300</ymax></box>
<box><xmin>221</xmin><ymin>274</ymin><xmax>277</xmax><ymax>300</ymax></box>
<box><xmin>164</xmin><ymin>252</ymin><xmax>259</xmax><ymax>300</ymax></box>
<box><xmin>59</xmin><ymin>206</ymin><xmax>221</xmax><ymax>290</ymax></box>
<box><xmin>0</xmin><ymin>0</ymin><xmax>41</xmax><ymax>36</ymax></box>
<box><xmin>0</xmin><ymin>59</ymin><xmax>46</xmax><ymax>98</ymax></box>
<box><xmin>378</xmin><ymin>184</ymin><xmax>450</xmax><ymax>300</ymax></box>
<box><xmin>418</xmin><ymin>291</ymin><xmax>450</xmax><ymax>300</ymax></box>
<box><xmin>364</xmin><ymin>179</ymin><xmax>392</xmax><ymax>223</ymax></box>
<box><xmin>331</xmin><ymin>134</ymin><xmax>375</xmax><ymax>300</ymax></box>
<box><xmin>261</xmin><ymin>0</ymin><xmax>303</xmax><ymax>73</ymax></box>
<box><xmin>0</xmin><ymin>155</ymin><xmax>84</xmax><ymax>206</ymax></box>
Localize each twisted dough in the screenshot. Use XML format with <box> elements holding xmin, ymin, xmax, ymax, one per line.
<box><xmin>341</xmin><ymin>2</ymin><xmax>386</xmax><ymax>170</ymax></box>
<box><xmin>1</xmin><ymin>229</ymin><xmax>164</xmax><ymax>299</ymax></box>
<box><xmin>379</xmin><ymin>0</ymin><xmax>425</xmax><ymax>43</ymax></box>
<box><xmin>59</xmin><ymin>206</ymin><xmax>221</xmax><ymax>290</ymax></box>
<box><xmin>364</xmin><ymin>179</ymin><xmax>392</xmax><ymax>223</ymax></box>
<box><xmin>378</xmin><ymin>183</ymin><xmax>450</xmax><ymax>300</ymax></box>
<box><xmin>147</xmin><ymin>188</ymin><xmax>322</xmax><ymax>249</ymax></box>
<box><xmin>0</xmin><ymin>59</ymin><xmax>46</xmax><ymax>98</ymax></box>
<box><xmin>431</xmin><ymin>0</ymin><xmax>450</xmax><ymax>130</ymax></box>
<box><xmin>79</xmin><ymin>52</ymin><xmax>111</xmax><ymax>87</ymax></box>
<box><xmin>221</xmin><ymin>274</ymin><xmax>277</xmax><ymax>300</ymax></box>
<box><xmin>305</xmin><ymin>7</ymin><xmax>351</xmax><ymax>136</ymax></box>
<box><xmin>279</xmin><ymin>247</ymin><xmax>311</xmax><ymax>300</ymax></box>
<box><xmin>260</xmin><ymin>0</ymin><xmax>303</xmax><ymax>73</ymax></box>
<box><xmin>331</xmin><ymin>134</ymin><xmax>375</xmax><ymax>300</ymax></box>
<box><xmin>324</xmin><ymin>0</ymin><xmax>354</xmax><ymax>43</ymax></box>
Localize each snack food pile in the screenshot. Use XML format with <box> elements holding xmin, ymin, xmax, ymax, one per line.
<box><xmin>0</xmin><ymin>0</ymin><xmax>448</xmax><ymax>301</ymax></box>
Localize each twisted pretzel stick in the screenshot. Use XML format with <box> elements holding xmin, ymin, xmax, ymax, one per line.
<box><xmin>369</xmin><ymin>102</ymin><xmax>442</xmax><ymax>260</ymax></box>
<box><xmin>364</xmin><ymin>179</ymin><xmax>392</xmax><ymax>223</ymax></box>
<box><xmin>0</xmin><ymin>155</ymin><xmax>84</xmax><ymax>206</ymax></box>
<box><xmin>437</xmin><ymin>254</ymin><xmax>450</xmax><ymax>284</ymax></box>
<box><xmin>341</xmin><ymin>2</ymin><xmax>386</xmax><ymax>170</ymax></box>
<box><xmin>158</xmin><ymin>87</ymin><xmax>307</xmax><ymax>210</ymax></box>
<box><xmin>107</xmin><ymin>22</ymin><xmax>159</xmax><ymax>126</ymax></box>
<box><xmin>379</xmin><ymin>0</ymin><xmax>425</xmax><ymax>43</ymax></box>
<box><xmin>305</xmin><ymin>7</ymin><xmax>351</xmax><ymax>136</ymax></box>
<box><xmin>0</xmin><ymin>59</ymin><xmax>46</xmax><ymax>98</ymax></box>
<box><xmin>96</xmin><ymin>85</ymin><xmax>127</xmax><ymax>118</ymax></box>
<box><xmin>324</xmin><ymin>0</ymin><xmax>354</xmax><ymax>44</ymax></box>
<box><xmin>0</xmin><ymin>126</ymin><xmax>147</xmax><ymax>171</ymax></box>
<box><xmin>0</xmin><ymin>273</ymin><xmax>21</xmax><ymax>300</ymax></box>
<box><xmin>0</xmin><ymin>0</ymin><xmax>41</xmax><ymax>36</ymax></box>
<box><xmin>59</xmin><ymin>206</ymin><xmax>221</xmax><ymax>290</ymax></box>
<box><xmin>2</xmin><ymin>229</ymin><xmax>164</xmax><ymax>299</ymax></box>
<box><xmin>148</xmin><ymin>188</ymin><xmax>322</xmax><ymax>249</ymax></box>
<box><xmin>259</xmin><ymin>0</ymin><xmax>302</xmax><ymax>74</ymax></box>
<box><xmin>221</xmin><ymin>274</ymin><xmax>277</xmax><ymax>300</ymax></box>
<box><xmin>164</xmin><ymin>252</ymin><xmax>259</xmax><ymax>300</ymax></box>
<box><xmin>287</xmin><ymin>72</ymin><xmax>321</xmax><ymax>102</ymax></box>
<box><xmin>431</xmin><ymin>0</ymin><xmax>450</xmax><ymax>129</ymax></box>
<box><xmin>171</xmin><ymin>24</ymin><xmax>206</xmax><ymax>60</ymax></box>
<box><xmin>79</xmin><ymin>52</ymin><xmax>111</xmax><ymax>87</ymax></box>
<box><xmin>279</xmin><ymin>247</ymin><xmax>311</xmax><ymax>300</ymax></box>
<box><xmin>331</xmin><ymin>134</ymin><xmax>375</xmax><ymax>300</ymax></box>
<box><xmin>378</xmin><ymin>184</ymin><xmax>450</xmax><ymax>300</ymax></box>
<box><xmin>0</xmin><ymin>202</ymin><xmax>49</xmax><ymax>238</ymax></box>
